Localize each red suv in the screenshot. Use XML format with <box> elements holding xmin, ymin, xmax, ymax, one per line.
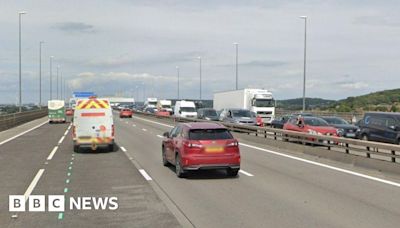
<box><xmin>162</xmin><ymin>122</ymin><xmax>241</xmax><ymax>178</ymax></box>
<box><xmin>119</xmin><ymin>109</ymin><xmax>133</xmax><ymax>118</ymax></box>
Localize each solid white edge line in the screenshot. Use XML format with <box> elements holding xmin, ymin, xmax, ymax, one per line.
<box><xmin>139</xmin><ymin>169</ymin><xmax>153</xmax><ymax>181</ymax></box>
<box><xmin>239</xmin><ymin>142</ymin><xmax>400</xmax><ymax>188</ymax></box>
<box><xmin>64</xmin><ymin>130</ymin><xmax>68</xmax><ymax>136</ymax></box>
<box><xmin>120</xmin><ymin>146</ymin><xmax>127</xmax><ymax>152</ymax></box>
<box><xmin>156</xmin><ymin>135</ymin><xmax>163</xmax><ymax>138</ymax></box>
<box><xmin>47</xmin><ymin>146</ymin><xmax>58</xmax><ymax>160</ymax></box>
<box><xmin>58</xmin><ymin>136</ymin><xmax>65</xmax><ymax>144</ymax></box>
<box><xmin>239</xmin><ymin>170</ymin><xmax>254</xmax><ymax>177</ymax></box>
<box><xmin>133</xmin><ymin>115</ymin><xmax>400</xmax><ymax>188</ymax></box>
<box><xmin>0</xmin><ymin>120</ymin><xmax>48</xmax><ymax>146</ymax></box>
<box><xmin>24</xmin><ymin>169</ymin><xmax>45</xmax><ymax>202</ymax></box>
<box><xmin>132</xmin><ymin>124</ymin><xmax>136</xmax><ymax>127</ymax></box>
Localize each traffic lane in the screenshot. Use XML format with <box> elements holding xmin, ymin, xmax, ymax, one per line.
<box><xmin>0</xmin><ymin>122</ymin><xmax>69</xmax><ymax>226</ymax></box>
<box><xmin>125</xmin><ymin>116</ymin><xmax>400</xmax><ymax>228</ymax></box>
<box><xmin>31</xmin><ymin>121</ymin><xmax>180</xmax><ymax>227</ymax></box>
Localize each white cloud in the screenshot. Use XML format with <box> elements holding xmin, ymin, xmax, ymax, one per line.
<box><xmin>339</xmin><ymin>82</ymin><xmax>369</xmax><ymax>89</ymax></box>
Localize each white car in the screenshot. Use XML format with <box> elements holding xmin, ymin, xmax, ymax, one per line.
<box><xmin>72</xmin><ymin>98</ymin><xmax>115</xmax><ymax>152</ymax></box>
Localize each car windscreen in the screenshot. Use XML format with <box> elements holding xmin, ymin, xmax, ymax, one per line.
<box><xmin>203</xmin><ymin>110</ymin><xmax>218</xmax><ymax>117</ymax></box>
<box><xmin>162</xmin><ymin>105</ymin><xmax>171</xmax><ymax>108</ymax></box>
<box><xmin>181</xmin><ymin>107</ymin><xmax>196</xmax><ymax>112</ymax></box>
<box><xmin>253</xmin><ymin>99</ymin><xmax>274</xmax><ymax>107</ymax></box>
<box><xmin>323</xmin><ymin>117</ymin><xmax>348</xmax><ymax>125</ymax></box>
<box><xmin>189</xmin><ymin>129</ymin><xmax>233</xmax><ymax>140</ymax></box>
<box><xmin>232</xmin><ymin>110</ymin><xmax>252</xmax><ymax>117</ymax></box>
<box><xmin>304</xmin><ymin>117</ymin><xmax>329</xmax><ymax>126</ymax></box>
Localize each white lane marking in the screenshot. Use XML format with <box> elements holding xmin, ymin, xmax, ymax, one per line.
<box><xmin>120</xmin><ymin>146</ymin><xmax>127</xmax><ymax>152</ymax></box>
<box><xmin>47</xmin><ymin>146</ymin><xmax>58</xmax><ymax>160</ymax></box>
<box><xmin>125</xmin><ymin>121</ymin><xmax>129</xmax><ymax>124</ymax></box>
<box><xmin>132</xmin><ymin>124</ymin><xmax>136</xmax><ymax>127</ymax></box>
<box><xmin>58</xmin><ymin>136</ymin><xmax>65</xmax><ymax>144</ymax></box>
<box><xmin>239</xmin><ymin>170</ymin><xmax>254</xmax><ymax>177</ymax></box>
<box><xmin>240</xmin><ymin>142</ymin><xmax>400</xmax><ymax>188</ymax></box>
<box><xmin>0</xmin><ymin>120</ymin><xmax>48</xmax><ymax>146</ymax></box>
<box><xmin>64</xmin><ymin>130</ymin><xmax>69</xmax><ymax>136</ymax></box>
<box><xmin>67</xmin><ymin>125</ymin><xmax>72</xmax><ymax>130</ymax></box>
<box><xmin>132</xmin><ymin>116</ymin><xmax>173</xmax><ymax>128</ymax></box>
<box><xmin>133</xmin><ymin>116</ymin><xmax>400</xmax><ymax>188</ymax></box>
<box><xmin>139</xmin><ymin>169</ymin><xmax>152</xmax><ymax>181</ymax></box>
<box><xmin>142</xmin><ymin>128</ymin><xmax>147</xmax><ymax>131</ymax></box>
<box><xmin>156</xmin><ymin>135</ymin><xmax>163</xmax><ymax>138</ymax></box>
<box><xmin>24</xmin><ymin>169</ymin><xmax>45</xmax><ymax>202</ymax></box>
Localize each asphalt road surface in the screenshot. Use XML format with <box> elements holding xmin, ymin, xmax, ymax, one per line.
<box><xmin>1</xmin><ymin>114</ymin><xmax>400</xmax><ymax>228</ymax></box>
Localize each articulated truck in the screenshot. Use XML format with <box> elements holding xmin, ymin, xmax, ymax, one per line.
<box><xmin>213</xmin><ymin>89</ymin><xmax>275</xmax><ymax>124</ymax></box>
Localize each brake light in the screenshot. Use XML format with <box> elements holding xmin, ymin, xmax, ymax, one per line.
<box><xmin>226</xmin><ymin>141</ymin><xmax>239</xmax><ymax>147</ymax></box>
<box><xmin>112</xmin><ymin>124</ymin><xmax>115</xmax><ymax>137</ymax></box>
<box><xmin>183</xmin><ymin>140</ymin><xmax>202</xmax><ymax>148</ymax></box>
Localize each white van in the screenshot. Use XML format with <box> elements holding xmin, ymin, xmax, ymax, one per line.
<box><xmin>72</xmin><ymin>98</ymin><xmax>115</xmax><ymax>152</ymax></box>
<box><xmin>174</xmin><ymin>100</ymin><xmax>197</xmax><ymax>118</ymax></box>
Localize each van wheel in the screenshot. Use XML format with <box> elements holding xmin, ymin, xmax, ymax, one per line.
<box><xmin>175</xmin><ymin>154</ymin><xmax>187</xmax><ymax>178</ymax></box>
<box><xmin>73</xmin><ymin>145</ymin><xmax>79</xmax><ymax>153</ymax></box>
<box><xmin>162</xmin><ymin>147</ymin><xmax>169</xmax><ymax>166</ymax></box>
<box><xmin>108</xmin><ymin>143</ymin><xmax>114</xmax><ymax>152</ymax></box>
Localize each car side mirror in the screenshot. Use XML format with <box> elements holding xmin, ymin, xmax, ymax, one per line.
<box><xmin>179</xmin><ymin>110</ymin><xmax>182</xmax><ymax>114</ymax></box>
<box><xmin>163</xmin><ymin>132</ymin><xmax>170</xmax><ymax>138</ymax></box>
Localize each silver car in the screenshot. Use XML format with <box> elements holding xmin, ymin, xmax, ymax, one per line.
<box><xmin>219</xmin><ymin>108</ymin><xmax>257</xmax><ymax>126</ymax></box>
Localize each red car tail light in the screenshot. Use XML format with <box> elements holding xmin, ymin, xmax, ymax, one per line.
<box><xmin>226</xmin><ymin>141</ymin><xmax>239</xmax><ymax>147</ymax></box>
<box><xmin>184</xmin><ymin>140</ymin><xmax>203</xmax><ymax>148</ymax></box>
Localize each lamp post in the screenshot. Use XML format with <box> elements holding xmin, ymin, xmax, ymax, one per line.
<box><xmin>18</xmin><ymin>11</ymin><xmax>27</xmax><ymax>112</ymax></box>
<box><xmin>56</xmin><ymin>65</ymin><xmax>59</xmax><ymax>99</ymax></box>
<box><xmin>198</xmin><ymin>56</ymin><xmax>202</xmax><ymax>100</ymax></box>
<box><xmin>176</xmin><ymin>66</ymin><xmax>180</xmax><ymax>99</ymax></box>
<box><xmin>39</xmin><ymin>41</ymin><xmax>44</xmax><ymax>108</ymax></box>
<box><xmin>299</xmin><ymin>16</ymin><xmax>308</xmax><ymax>112</ymax></box>
<box><xmin>234</xmin><ymin>42</ymin><xmax>239</xmax><ymax>90</ymax></box>
<box><xmin>50</xmin><ymin>56</ymin><xmax>54</xmax><ymax>100</ymax></box>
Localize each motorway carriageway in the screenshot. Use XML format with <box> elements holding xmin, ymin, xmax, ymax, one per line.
<box><xmin>0</xmin><ymin>115</ymin><xmax>400</xmax><ymax>228</ymax></box>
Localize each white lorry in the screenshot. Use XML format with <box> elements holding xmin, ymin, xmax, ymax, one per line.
<box><xmin>174</xmin><ymin>100</ymin><xmax>197</xmax><ymax>118</ymax></box>
<box><xmin>156</xmin><ymin>100</ymin><xmax>173</xmax><ymax>113</ymax></box>
<box><xmin>213</xmin><ymin>89</ymin><xmax>275</xmax><ymax>124</ymax></box>
<box><xmin>144</xmin><ymin>98</ymin><xmax>157</xmax><ymax>108</ymax></box>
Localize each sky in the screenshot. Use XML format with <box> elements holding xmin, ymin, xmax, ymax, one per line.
<box><xmin>1</xmin><ymin>0</ymin><xmax>400</xmax><ymax>104</ymax></box>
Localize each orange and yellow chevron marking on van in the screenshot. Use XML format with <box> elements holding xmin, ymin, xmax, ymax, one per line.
<box><xmin>76</xmin><ymin>99</ymin><xmax>110</xmax><ymax>110</ymax></box>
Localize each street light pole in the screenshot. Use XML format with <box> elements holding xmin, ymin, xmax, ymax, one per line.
<box><xmin>176</xmin><ymin>66</ymin><xmax>180</xmax><ymax>99</ymax></box>
<box><xmin>234</xmin><ymin>42</ymin><xmax>239</xmax><ymax>90</ymax></box>
<box><xmin>18</xmin><ymin>11</ymin><xmax>27</xmax><ymax>112</ymax></box>
<box><xmin>300</xmin><ymin>16</ymin><xmax>308</xmax><ymax>112</ymax></box>
<box><xmin>50</xmin><ymin>56</ymin><xmax>54</xmax><ymax>100</ymax></box>
<box><xmin>198</xmin><ymin>56</ymin><xmax>202</xmax><ymax>100</ymax></box>
<box><xmin>60</xmin><ymin>73</ymin><xmax>63</xmax><ymax>101</ymax></box>
<box><xmin>56</xmin><ymin>65</ymin><xmax>59</xmax><ymax>99</ymax></box>
<box><xmin>39</xmin><ymin>41</ymin><xmax>44</xmax><ymax>108</ymax></box>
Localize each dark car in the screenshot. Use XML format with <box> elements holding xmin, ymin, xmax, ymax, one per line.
<box><xmin>271</xmin><ymin>115</ymin><xmax>293</xmax><ymax>129</ymax></box>
<box><xmin>321</xmin><ymin>116</ymin><xmax>359</xmax><ymax>138</ymax></box>
<box><xmin>162</xmin><ymin>122</ymin><xmax>240</xmax><ymax>178</ymax></box>
<box><xmin>197</xmin><ymin>108</ymin><xmax>219</xmax><ymax>121</ymax></box>
<box><xmin>144</xmin><ymin>107</ymin><xmax>156</xmax><ymax>114</ymax></box>
<box><xmin>357</xmin><ymin>112</ymin><xmax>400</xmax><ymax>144</ymax></box>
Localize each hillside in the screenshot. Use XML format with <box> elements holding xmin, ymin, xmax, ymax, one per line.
<box><xmin>278</xmin><ymin>88</ymin><xmax>400</xmax><ymax>112</ymax></box>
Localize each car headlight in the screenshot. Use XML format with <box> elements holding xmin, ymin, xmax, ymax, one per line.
<box><xmin>336</xmin><ymin>128</ymin><xmax>344</xmax><ymax>136</ymax></box>
<box><xmin>308</xmin><ymin>129</ymin><xmax>318</xmax><ymax>135</ymax></box>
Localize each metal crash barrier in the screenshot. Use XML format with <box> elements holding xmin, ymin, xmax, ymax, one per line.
<box><xmin>0</xmin><ymin>109</ymin><xmax>48</xmax><ymax>132</ymax></box>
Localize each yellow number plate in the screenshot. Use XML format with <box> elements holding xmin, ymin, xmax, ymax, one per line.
<box><xmin>205</xmin><ymin>146</ymin><xmax>224</xmax><ymax>153</ymax></box>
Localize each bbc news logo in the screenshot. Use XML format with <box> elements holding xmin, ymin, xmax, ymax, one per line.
<box><xmin>9</xmin><ymin>195</ymin><xmax>118</xmax><ymax>212</ymax></box>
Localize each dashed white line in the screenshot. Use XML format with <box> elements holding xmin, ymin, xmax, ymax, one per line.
<box><xmin>125</xmin><ymin>121</ymin><xmax>129</xmax><ymax>124</ymax></box>
<box><xmin>132</xmin><ymin>124</ymin><xmax>136</xmax><ymax>127</ymax></box>
<box><xmin>58</xmin><ymin>136</ymin><xmax>65</xmax><ymax>144</ymax></box>
<box><xmin>139</xmin><ymin>169</ymin><xmax>152</xmax><ymax>181</ymax></box>
<box><xmin>239</xmin><ymin>170</ymin><xmax>254</xmax><ymax>177</ymax></box>
<box><xmin>156</xmin><ymin>135</ymin><xmax>163</xmax><ymax>138</ymax></box>
<box><xmin>47</xmin><ymin>146</ymin><xmax>58</xmax><ymax>160</ymax></box>
<box><xmin>120</xmin><ymin>146</ymin><xmax>127</xmax><ymax>152</ymax></box>
<box><xmin>23</xmin><ymin>169</ymin><xmax>45</xmax><ymax>202</ymax></box>
<box><xmin>0</xmin><ymin>120</ymin><xmax>48</xmax><ymax>146</ymax></box>
<box><xmin>64</xmin><ymin>130</ymin><xmax>69</xmax><ymax>136</ymax></box>
<box><xmin>142</xmin><ymin>128</ymin><xmax>147</xmax><ymax>132</ymax></box>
